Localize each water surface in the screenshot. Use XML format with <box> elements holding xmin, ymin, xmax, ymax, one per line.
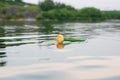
<box><xmin>0</xmin><ymin>21</ymin><xmax>120</xmax><ymax>80</ymax></box>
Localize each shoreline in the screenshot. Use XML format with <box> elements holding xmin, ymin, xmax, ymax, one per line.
<box><xmin>0</xmin><ymin>19</ymin><xmax>120</xmax><ymax>23</ymax></box>
<box><xmin>0</xmin><ymin>18</ymin><xmax>36</xmax><ymax>22</ymax></box>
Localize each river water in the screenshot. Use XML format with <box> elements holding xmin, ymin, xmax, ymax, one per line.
<box><xmin>0</xmin><ymin>21</ymin><xmax>120</xmax><ymax>80</ymax></box>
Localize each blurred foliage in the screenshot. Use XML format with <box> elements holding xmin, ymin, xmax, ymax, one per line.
<box><xmin>37</xmin><ymin>7</ymin><xmax>105</xmax><ymax>22</ymax></box>
<box><xmin>25</xmin><ymin>5</ymin><xmax>41</xmax><ymax>11</ymax></box>
<box><xmin>77</xmin><ymin>7</ymin><xmax>105</xmax><ymax>22</ymax></box>
<box><xmin>0</xmin><ymin>0</ymin><xmax>40</xmax><ymax>19</ymax></box>
<box><xmin>0</xmin><ymin>0</ymin><xmax>120</xmax><ymax>22</ymax></box>
<box><xmin>37</xmin><ymin>0</ymin><xmax>120</xmax><ymax>22</ymax></box>
<box><xmin>39</xmin><ymin>0</ymin><xmax>54</xmax><ymax>11</ymax></box>
<box><xmin>103</xmin><ymin>11</ymin><xmax>120</xmax><ymax>19</ymax></box>
<box><xmin>0</xmin><ymin>0</ymin><xmax>25</xmax><ymax>5</ymax></box>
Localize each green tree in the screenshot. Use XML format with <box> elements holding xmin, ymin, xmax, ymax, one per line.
<box><xmin>54</xmin><ymin>3</ymin><xmax>66</xmax><ymax>10</ymax></box>
<box><xmin>39</xmin><ymin>0</ymin><xmax>54</xmax><ymax>11</ymax></box>
<box><xmin>37</xmin><ymin>8</ymin><xmax>77</xmax><ymax>21</ymax></box>
<box><xmin>105</xmin><ymin>11</ymin><xmax>120</xmax><ymax>19</ymax></box>
<box><xmin>78</xmin><ymin>7</ymin><xmax>104</xmax><ymax>22</ymax></box>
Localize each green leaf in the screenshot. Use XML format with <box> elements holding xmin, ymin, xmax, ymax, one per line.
<box><xmin>64</xmin><ymin>38</ymin><xmax>85</xmax><ymax>42</ymax></box>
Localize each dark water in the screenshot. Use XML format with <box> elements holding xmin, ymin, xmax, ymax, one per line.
<box><xmin>0</xmin><ymin>21</ymin><xmax>120</xmax><ymax>80</ymax></box>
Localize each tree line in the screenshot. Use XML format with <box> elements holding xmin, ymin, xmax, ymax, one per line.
<box><xmin>37</xmin><ymin>0</ymin><xmax>120</xmax><ymax>22</ymax></box>
<box><xmin>0</xmin><ymin>0</ymin><xmax>120</xmax><ymax>22</ymax></box>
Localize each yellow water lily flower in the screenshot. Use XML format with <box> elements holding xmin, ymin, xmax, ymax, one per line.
<box><xmin>56</xmin><ymin>34</ymin><xmax>64</xmax><ymax>44</ymax></box>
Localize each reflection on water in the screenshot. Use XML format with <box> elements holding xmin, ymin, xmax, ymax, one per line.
<box><xmin>37</xmin><ymin>21</ymin><xmax>55</xmax><ymax>34</ymax></box>
<box><xmin>0</xmin><ymin>51</ymin><xmax>7</xmax><ymax>67</ymax></box>
<box><xmin>0</xmin><ymin>21</ymin><xmax>120</xmax><ymax>80</ymax></box>
<box><xmin>56</xmin><ymin>43</ymin><xmax>64</xmax><ymax>49</ymax></box>
<box><xmin>0</xmin><ymin>27</ymin><xmax>7</xmax><ymax>67</ymax></box>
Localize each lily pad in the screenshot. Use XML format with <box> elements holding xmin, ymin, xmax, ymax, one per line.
<box><xmin>64</xmin><ymin>38</ymin><xmax>85</xmax><ymax>42</ymax></box>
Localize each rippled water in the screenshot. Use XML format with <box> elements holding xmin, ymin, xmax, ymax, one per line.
<box><xmin>0</xmin><ymin>21</ymin><xmax>120</xmax><ymax>80</ymax></box>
